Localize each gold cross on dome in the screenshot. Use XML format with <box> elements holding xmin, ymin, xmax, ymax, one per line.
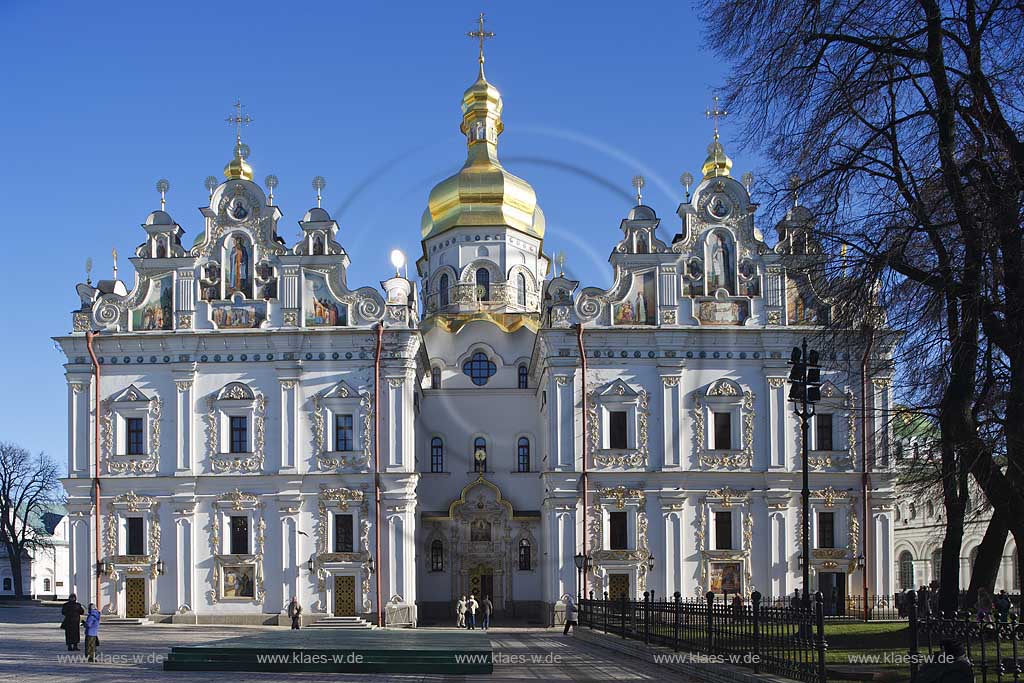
<box><xmin>226</xmin><ymin>100</ymin><xmax>253</xmax><ymax>143</ymax></box>
<box><xmin>706</xmin><ymin>94</ymin><xmax>728</xmax><ymax>140</ymax></box>
<box><xmin>467</xmin><ymin>13</ymin><xmax>495</xmax><ymax>66</ymax></box>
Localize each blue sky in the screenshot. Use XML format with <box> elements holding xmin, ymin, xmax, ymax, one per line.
<box><xmin>0</xmin><ymin>0</ymin><xmax>764</xmax><ymax>465</ymax></box>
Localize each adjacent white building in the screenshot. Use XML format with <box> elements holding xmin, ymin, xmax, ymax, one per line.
<box><xmin>56</xmin><ymin>53</ymin><xmax>897</xmax><ymax>625</ymax></box>
<box><xmin>0</xmin><ymin>507</ymin><xmax>70</xmax><ymax>600</ymax></box>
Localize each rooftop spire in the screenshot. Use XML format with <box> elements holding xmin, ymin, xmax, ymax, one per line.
<box><xmin>224</xmin><ymin>100</ymin><xmax>254</xmax><ymax>180</ymax></box>
<box><xmin>467</xmin><ymin>12</ymin><xmax>495</xmax><ymax>79</ymax></box>
<box><xmin>701</xmin><ymin>94</ymin><xmax>733</xmax><ymax>178</ymax></box>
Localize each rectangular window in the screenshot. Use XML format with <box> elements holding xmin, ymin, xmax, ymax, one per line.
<box><xmin>713</xmin><ymin>412</ymin><xmax>732</xmax><ymax>450</ymax></box>
<box><xmin>609</xmin><ymin>511</ymin><xmax>628</xmax><ymax>550</ymax></box>
<box><xmin>817</xmin><ymin>511</ymin><xmax>835</xmax><ymax>548</ymax></box>
<box><xmin>335</xmin><ymin>414</ymin><xmax>354</xmax><ymax>451</ymax></box>
<box><xmin>609</xmin><ymin>411</ymin><xmax>628</xmax><ymax>449</ymax></box>
<box><xmin>334</xmin><ymin>514</ymin><xmax>354</xmax><ymax>553</ymax></box>
<box><xmin>715</xmin><ymin>511</ymin><xmax>733</xmax><ymax>550</ymax></box>
<box><xmin>125</xmin><ymin>417</ymin><xmax>145</xmax><ymax>455</ymax></box>
<box><xmin>816</xmin><ymin>414</ymin><xmax>834</xmax><ymax>451</ymax></box>
<box><xmin>430</xmin><ymin>438</ymin><xmax>444</xmax><ymax>473</ymax></box>
<box><xmin>229</xmin><ymin>416</ymin><xmax>248</xmax><ymax>454</ymax></box>
<box><xmin>126</xmin><ymin>517</ymin><xmax>145</xmax><ymax>556</ymax></box>
<box><xmin>229</xmin><ymin>515</ymin><xmax>249</xmax><ymax>555</ymax></box>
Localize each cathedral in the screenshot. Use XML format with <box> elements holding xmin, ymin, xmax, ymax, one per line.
<box><xmin>56</xmin><ymin>32</ymin><xmax>897</xmax><ymax>625</ymax></box>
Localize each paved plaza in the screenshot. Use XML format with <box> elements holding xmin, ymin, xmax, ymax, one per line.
<box><xmin>0</xmin><ymin>605</ymin><xmax>692</xmax><ymax>682</ymax></box>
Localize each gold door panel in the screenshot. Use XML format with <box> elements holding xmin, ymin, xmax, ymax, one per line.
<box><xmin>125</xmin><ymin>578</ymin><xmax>146</xmax><ymax>618</ymax></box>
<box><xmin>608</xmin><ymin>574</ymin><xmax>629</xmax><ymax>601</ymax></box>
<box><xmin>334</xmin><ymin>575</ymin><xmax>356</xmax><ymax>616</ymax></box>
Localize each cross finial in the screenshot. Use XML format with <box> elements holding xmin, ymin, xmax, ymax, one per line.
<box><xmin>112</xmin><ymin>247</ymin><xmax>118</xmax><ymax>281</ymax></box>
<box><xmin>631</xmin><ymin>175</ymin><xmax>645</xmax><ymax>205</ymax></box>
<box><xmin>467</xmin><ymin>13</ymin><xmax>495</xmax><ymax>73</ymax></box>
<box><xmin>706</xmin><ymin>94</ymin><xmax>728</xmax><ymax>140</ymax></box>
<box><xmin>226</xmin><ymin>100</ymin><xmax>253</xmax><ymax>144</ymax></box>
<box><xmin>312</xmin><ymin>176</ymin><xmax>326</xmax><ymax>208</ymax></box>
<box><xmin>156</xmin><ymin>179</ymin><xmax>170</xmax><ymax>210</ymax></box>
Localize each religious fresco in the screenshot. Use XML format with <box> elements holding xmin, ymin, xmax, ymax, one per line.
<box><xmin>706</xmin><ymin>231</ymin><xmax>735</xmax><ymax>294</ymax></box>
<box><xmin>222</xmin><ymin>565</ymin><xmax>255</xmax><ymax>599</ymax></box>
<box><xmin>739</xmin><ymin>259</ymin><xmax>760</xmax><ymax>297</ymax></box>
<box><xmin>696</xmin><ymin>299</ymin><xmax>749</xmax><ymax>325</ymax></box>
<box><xmin>224</xmin><ymin>233</ymin><xmax>252</xmax><ymax>298</ymax></box>
<box><xmin>209</xmin><ymin>301</ymin><xmax>266</xmax><ymax>329</ymax></box>
<box><xmin>613</xmin><ymin>270</ymin><xmax>656</xmax><ymax>325</ymax></box>
<box><xmin>200</xmin><ymin>261</ymin><xmax>221</xmax><ymax>301</ymax></box>
<box><xmin>131</xmin><ymin>274</ymin><xmax>173</xmax><ymax>331</ymax></box>
<box><xmin>470</xmin><ymin>519</ymin><xmax>492</xmax><ymax>542</ymax></box>
<box><xmin>303</xmin><ymin>271</ymin><xmax>347</xmax><ymax>327</ymax></box>
<box><xmin>709</xmin><ymin>561</ymin><xmax>743</xmax><ymax>594</ymax></box>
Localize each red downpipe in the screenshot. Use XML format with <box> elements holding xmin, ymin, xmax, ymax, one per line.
<box><xmin>576</xmin><ymin>325</ymin><xmax>588</xmax><ymax>599</ymax></box>
<box><xmin>373</xmin><ymin>324</ymin><xmax>383</xmax><ymax>626</ymax></box>
<box><xmin>860</xmin><ymin>328</ymin><xmax>875</xmax><ymax>620</ymax></box>
<box><xmin>86</xmin><ymin>332</ymin><xmax>102</xmax><ymax>610</ymax></box>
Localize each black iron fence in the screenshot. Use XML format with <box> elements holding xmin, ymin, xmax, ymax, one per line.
<box><xmin>579</xmin><ymin>590</ymin><xmax>828</xmax><ymax>683</ymax></box>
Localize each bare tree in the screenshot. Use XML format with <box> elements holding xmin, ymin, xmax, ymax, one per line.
<box><xmin>0</xmin><ymin>443</ymin><xmax>62</xmax><ymax>598</ymax></box>
<box><xmin>702</xmin><ymin>0</ymin><xmax>1024</xmax><ymax>612</ymax></box>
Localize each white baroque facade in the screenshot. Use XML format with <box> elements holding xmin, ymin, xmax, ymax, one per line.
<box><xmin>56</xmin><ymin>57</ymin><xmax>896</xmax><ymax>625</ymax></box>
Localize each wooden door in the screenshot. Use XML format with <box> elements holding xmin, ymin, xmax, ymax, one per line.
<box><xmin>125</xmin><ymin>577</ymin><xmax>146</xmax><ymax>618</ymax></box>
<box><xmin>333</xmin><ymin>575</ymin><xmax>355</xmax><ymax>616</ymax></box>
<box><xmin>608</xmin><ymin>574</ymin><xmax>629</xmax><ymax>601</ymax></box>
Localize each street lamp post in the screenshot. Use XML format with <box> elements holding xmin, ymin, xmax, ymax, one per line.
<box><xmin>574</xmin><ymin>553</ymin><xmax>592</xmax><ymax>602</ymax></box>
<box><xmin>788</xmin><ymin>337</ymin><xmax>821</xmax><ymax>610</ymax></box>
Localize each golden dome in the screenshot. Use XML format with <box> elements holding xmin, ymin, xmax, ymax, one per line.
<box><xmin>701</xmin><ymin>137</ymin><xmax>733</xmax><ymax>179</ymax></box>
<box><xmin>421</xmin><ymin>65</ymin><xmax>545</xmax><ymax>241</ymax></box>
<box><xmin>224</xmin><ymin>139</ymin><xmax>253</xmax><ymax>181</ymax></box>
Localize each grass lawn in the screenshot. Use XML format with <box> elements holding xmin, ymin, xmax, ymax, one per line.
<box><xmin>825</xmin><ymin>622</ymin><xmax>910</xmax><ymax>681</ymax></box>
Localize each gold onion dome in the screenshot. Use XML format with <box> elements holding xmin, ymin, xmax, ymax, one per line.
<box><xmin>421</xmin><ymin>64</ymin><xmax>545</xmax><ymax>240</ymax></box>
<box><xmin>701</xmin><ymin>137</ymin><xmax>732</xmax><ymax>179</ymax></box>
<box><xmin>224</xmin><ymin>139</ymin><xmax>254</xmax><ymax>181</ymax></box>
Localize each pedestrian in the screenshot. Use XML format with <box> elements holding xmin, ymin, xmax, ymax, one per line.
<box><xmin>563</xmin><ymin>595</ymin><xmax>578</xmax><ymax>635</ymax></box>
<box><xmin>790</xmin><ymin>588</ymin><xmax>801</xmax><ymax>610</ymax></box>
<box><xmin>288</xmin><ymin>596</ymin><xmax>302</xmax><ymax>629</ymax></box>
<box><xmin>731</xmin><ymin>593</ymin><xmax>744</xmax><ymax>617</ymax></box>
<box><xmin>976</xmin><ymin>587</ymin><xmax>993</xmax><ymax>622</ymax></box>
<box><xmin>918</xmin><ymin>586</ymin><xmax>932</xmax><ymax>618</ymax></box>
<box><xmin>995</xmin><ymin>590</ymin><xmax>1011</xmax><ymax>622</ymax></box>
<box><xmin>456</xmin><ymin>595</ymin><xmax>466</xmax><ymax>629</ymax></box>
<box><xmin>467</xmin><ymin>594</ymin><xmax>478</xmax><ymax>630</ymax></box>
<box><xmin>60</xmin><ymin>593</ymin><xmax>84</xmax><ymax>651</ymax></box>
<box><xmin>83</xmin><ymin>602</ymin><xmax>101</xmax><ymax>662</ymax></box>
<box><xmin>481</xmin><ymin>595</ymin><xmax>492</xmax><ymax>631</ymax></box>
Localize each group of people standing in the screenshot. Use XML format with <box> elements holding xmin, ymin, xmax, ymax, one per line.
<box><xmin>60</xmin><ymin>594</ymin><xmax>101</xmax><ymax>661</ymax></box>
<box><xmin>455</xmin><ymin>594</ymin><xmax>492</xmax><ymax>630</ymax></box>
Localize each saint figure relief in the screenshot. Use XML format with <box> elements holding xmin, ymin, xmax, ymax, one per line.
<box><xmin>635</xmin><ymin>290</ymin><xmax>648</xmax><ymax>324</ymax></box>
<box><xmin>708</xmin><ymin>233</ymin><xmax>734</xmax><ymax>294</ymax></box>
<box><xmin>227</xmin><ymin>235</ymin><xmax>250</xmax><ymax>296</ymax></box>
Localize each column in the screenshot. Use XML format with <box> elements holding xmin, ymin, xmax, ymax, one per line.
<box><xmin>67</xmin><ymin>508</ymin><xmax>92</xmax><ymax>604</ymax></box>
<box><xmin>550</xmin><ymin>370</ymin><xmax>576</xmax><ymax>470</ymax></box>
<box><xmin>660</xmin><ymin>498</ymin><xmax>685</xmax><ymax>596</ymax></box>
<box><xmin>659</xmin><ymin>373</ymin><xmax>682</xmax><ymax>468</ymax></box>
<box><xmin>175</xmin><ymin>268</ymin><xmax>195</xmax><ymax>330</ymax></box>
<box><xmin>382</xmin><ymin>375</ymin><xmax>413</xmax><ymax>471</ymax></box>
<box><xmin>66</xmin><ymin>373</ymin><xmax>91</xmax><ymax>476</ymax></box>
<box><xmin>380</xmin><ymin>476</ymin><xmax>419</xmax><ymax>622</ymax></box>
<box><xmin>767</xmin><ymin>377</ymin><xmax>788</xmax><ymax>468</ymax></box>
<box><xmin>173</xmin><ymin>503</ymin><xmax>195</xmax><ymax>614</ymax></box>
<box><xmin>541</xmin><ymin>501</ymin><xmax>576</xmax><ymax>609</ymax></box>
<box><xmin>768</xmin><ymin>502</ymin><xmax>790</xmax><ymax>597</ymax></box>
<box><xmin>279</xmin><ymin>499</ymin><xmax>301</xmax><ymax>609</ymax></box>
<box><xmin>276</xmin><ymin>368</ymin><xmax>301</xmax><ymax>472</ymax></box>
<box><xmin>872</xmin><ymin>508</ymin><xmax>894</xmax><ymax>596</ymax></box>
<box><xmin>173</xmin><ymin>366</ymin><xmax>196</xmax><ymax>473</ymax></box>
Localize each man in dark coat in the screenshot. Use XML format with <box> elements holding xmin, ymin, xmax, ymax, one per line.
<box><xmin>60</xmin><ymin>594</ymin><xmax>85</xmax><ymax>651</ymax></box>
<box><xmin>287</xmin><ymin>597</ymin><xmax>302</xmax><ymax>629</ymax></box>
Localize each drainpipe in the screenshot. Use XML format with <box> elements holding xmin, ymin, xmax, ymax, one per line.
<box><xmin>576</xmin><ymin>325</ymin><xmax>588</xmax><ymax>599</ymax></box>
<box><xmin>860</xmin><ymin>326</ymin><xmax>874</xmax><ymax>620</ymax></box>
<box><xmin>86</xmin><ymin>332</ymin><xmax>102</xmax><ymax>610</ymax></box>
<box><xmin>374</xmin><ymin>324</ymin><xmax>384</xmax><ymax>626</ymax></box>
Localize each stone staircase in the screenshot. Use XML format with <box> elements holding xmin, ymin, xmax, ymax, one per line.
<box><xmin>306</xmin><ymin>616</ymin><xmax>376</xmax><ymax>630</ymax></box>
<box><xmin>102</xmin><ymin>617</ymin><xmax>147</xmax><ymax>626</ymax></box>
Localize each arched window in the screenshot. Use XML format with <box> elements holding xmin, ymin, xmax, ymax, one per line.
<box><xmin>2</xmin><ymin>578</ymin><xmax>9</xmax><ymax>592</ymax></box>
<box><xmin>473</xmin><ymin>437</ymin><xmax>487</xmax><ymax>472</ymax></box>
<box><xmin>516</xmin><ymin>273</ymin><xmax>527</xmax><ymax>306</ymax></box>
<box><xmin>463</xmin><ymin>352</ymin><xmax>496</xmax><ymax>386</ymax></box>
<box><xmin>439</xmin><ymin>274</ymin><xmax>449</xmax><ymax>307</ymax></box>
<box><xmin>431</xmin><ymin>540</ymin><xmax>444</xmax><ymax>572</ymax></box>
<box><xmin>931</xmin><ymin>549</ymin><xmax>943</xmax><ymax>584</ymax></box>
<box><xmin>909</xmin><ymin>503</ymin><xmax>917</xmax><ymax>520</ymax></box>
<box><xmin>517</xmin><ymin>364</ymin><xmax>528</xmax><ymax>389</ymax></box>
<box><xmin>518</xmin><ymin>539</ymin><xmax>532</xmax><ymax>570</ymax></box>
<box><xmin>431</xmin><ymin>366</ymin><xmax>441</xmax><ymax>390</ymax></box>
<box><xmin>517</xmin><ymin>437</ymin><xmax>530</xmax><ymax>473</ymax></box>
<box><xmin>926</xmin><ymin>501</ymin><xmax>934</xmax><ymax>518</ymax></box>
<box><xmin>43</xmin><ymin>578</ymin><xmax>51</xmax><ymax>593</ymax></box>
<box><xmin>475</xmin><ymin>268</ymin><xmax>490</xmax><ymax>301</ymax></box>
<box><xmin>899</xmin><ymin>551</ymin><xmax>914</xmax><ymax>590</ymax></box>
<box><xmin>430</xmin><ymin>437</ymin><xmax>444</xmax><ymax>473</ymax></box>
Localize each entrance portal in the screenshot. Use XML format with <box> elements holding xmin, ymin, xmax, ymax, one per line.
<box><xmin>125</xmin><ymin>577</ymin><xmax>145</xmax><ymax>618</ymax></box>
<box><xmin>334</xmin><ymin>575</ymin><xmax>356</xmax><ymax>616</ymax></box>
<box><xmin>470</xmin><ymin>565</ymin><xmax>494</xmax><ymax>602</ymax></box>
<box><xmin>608</xmin><ymin>574</ymin><xmax>629</xmax><ymax>601</ymax></box>
<box><xmin>818</xmin><ymin>572</ymin><xmax>846</xmax><ymax>616</ymax></box>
